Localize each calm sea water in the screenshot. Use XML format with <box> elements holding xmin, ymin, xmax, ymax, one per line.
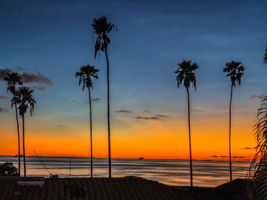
<box><xmin>0</xmin><ymin>156</ymin><xmax>250</xmax><ymax>187</ymax></box>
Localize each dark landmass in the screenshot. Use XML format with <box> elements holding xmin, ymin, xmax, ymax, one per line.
<box><xmin>0</xmin><ymin>176</ymin><xmax>255</xmax><ymax>200</ymax></box>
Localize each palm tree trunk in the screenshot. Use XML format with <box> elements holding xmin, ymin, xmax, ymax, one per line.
<box><xmin>186</xmin><ymin>87</ymin><xmax>193</xmax><ymax>187</ymax></box>
<box><xmin>88</xmin><ymin>88</ymin><xmax>93</xmax><ymax>178</ymax></box>
<box><xmin>22</xmin><ymin>114</ymin><xmax>26</xmax><ymax>177</ymax></box>
<box><xmin>104</xmin><ymin>48</ymin><xmax>112</xmax><ymax>178</ymax></box>
<box><xmin>229</xmin><ymin>85</ymin><xmax>233</xmax><ymax>181</ymax></box>
<box><xmin>15</xmin><ymin>104</ymin><xmax>21</xmax><ymax>176</ymax></box>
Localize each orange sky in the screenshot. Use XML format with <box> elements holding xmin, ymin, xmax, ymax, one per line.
<box><xmin>0</xmin><ymin>108</ymin><xmax>256</xmax><ymax>161</ymax></box>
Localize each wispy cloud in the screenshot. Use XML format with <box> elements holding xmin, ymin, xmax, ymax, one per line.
<box><xmin>156</xmin><ymin>114</ymin><xmax>168</xmax><ymax>118</ymax></box>
<box><xmin>0</xmin><ymin>68</ymin><xmax>11</xmax><ymax>80</ymax></box>
<box><xmin>211</xmin><ymin>155</ymin><xmax>227</xmax><ymax>158</ymax></box>
<box><xmin>21</xmin><ymin>72</ymin><xmax>53</xmax><ymax>90</ymax></box>
<box><xmin>0</xmin><ymin>95</ymin><xmax>8</xmax><ymax>100</ymax></box>
<box><xmin>251</xmin><ymin>94</ymin><xmax>266</xmax><ymax>101</ymax></box>
<box><xmin>136</xmin><ymin>114</ymin><xmax>169</xmax><ymax>120</ymax></box>
<box><xmin>242</xmin><ymin>147</ymin><xmax>253</xmax><ymax>150</ymax></box>
<box><xmin>232</xmin><ymin>156</ymin><xmax>245</xmax><ymax>159</ymax></box>
<box><xmin>136</xmin><ymin>116</ymin><xmax>159</xmax><ymax>120</ymax></box>
<box><xmin>0</xmin><ymin>68</ymin><xmax>53</xmax><ymax>90</ymax></box>
<box><xmin>92</xmin><ymin>98</ymin><xmax>100</xmax><ymax>103</ymax></box>
<box><xmin>0</xmin><ymin>107</ymin><xmax>8</xmax><ymax>113</ymax></box>
<box><xmin>115</xmin><ymin>109</ymin><xmax>133</xmax><ymax>113</ymax></box>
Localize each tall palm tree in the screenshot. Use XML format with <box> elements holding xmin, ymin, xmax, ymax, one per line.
<box><xmin>175</xmin><ymin>59</ymin><xmax>198</xmax><ymax>187</ymax></box>
<box><xmin>92</xmin><ymin>16</ymin><xmax>115</xmax><ymax>178</ymax></box>
<box><xmin>264</xmin><ymin>46</ymin><xmax>267</xmax><ymax>64</ymax></box>
<box><xmin>75</xmin><ymin>65</ymin><xmax>99</xmax><ymax>178</ymax></box>
<box><xmin>4</xmin><ymin>72</ymin><xmax>23</xmax><ymax>176</ymax></box>
<box><xmin>223</xmin><ymin>61</ymin><xmax>245</xmax><ymax>181</ymax></box>
<box><xmin>18</xmin><ymin>87</ymin><xmax>36</xmax><ymax>177</ymax></box>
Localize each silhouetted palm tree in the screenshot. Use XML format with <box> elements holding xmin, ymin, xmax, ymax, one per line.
<box><xmin>264</xmin><ymin>46</ymin><xmax>267</xmax><ymax>64</ymax></box>
<box><xmin>4</xmin><ymin>72</ymin><xmax>23</xmax><ymax>176</ymax></box>
<box><xmin>223</xmin><ymin>61</ymin><xmax>245</xmax><ymax>181</ymax></box>
<box><xmin>75</xmin><ymin>65</ymin><xmax>99</xmax><ymax>178</ymax></box>
<box><xmin>175</xmin><ymin>59</ymin><xmax>198</xmax><ymax>187</ymax></box>
<box><xmin>250</xmin><ymin>96</ymin><xmax>267</xmax><ymax>200</ymax></box>
<box><xmin>92</xmin><ymin>16</ymin><xmax>115</xmax><ymax>178</ymax></box>
<box><xmin>18</xmin><ymin>87</ymin><xmax>36</xmax><ymax>177</ymax></box>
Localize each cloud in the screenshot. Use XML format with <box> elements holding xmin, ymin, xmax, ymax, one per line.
<box><xmin>85</xmin><ymin>98</ymin><xmax>100</xmax><ymax>104</ymax></box>
<box><xmin>232</xmin><ymin>156</ymin><xmax>245</xmax><ymax>159</ymax></box>
<box><xmin>0</xmin><ymin>95</ymin><xmax>8</xmax><ymax>100</ymax></box>
<box><xmin>92</xmin><ymin>98</ymin><xmax>100</xmax><ymax>103</ymax></box>
<box><xmin>136</xmin><ymin>116</ymin><xmax>160</xmax><ymax>120</ymax></box>
<box><xmin>58</xmin><ymin>125</ymin><xmax>64</xmax><ymax>128</ymax></box>
<box><xmin>21</xmin><ymin>72</ymin><xmax>53</xmax><ymax>90</ymax></box>
<box><xmin>211</xmin><ymin>155</ymin><xmax>227</xmax><ymax>158</ymax></box>
<box><xmin>0</xmin><ymin>107</ymin><xmax>8</xmax><ymax>112</ymax></box>
<box><xmin>136</xmin><ymin>113</ymin><xmax>169</xmax><ymax>120</ymax></box>
<box><xmin>0</xmin><ymin>68</ymin><xmax>53</xmax><ymax>90</ymax></box>
<box><xmin>251</xmin><ymin>94</ymin><xmax>266</xmax><ymax>101</ymax></box>
<box><xmin>0</xmin><ymin>68</ymin><xmax>12</xmax><ymax>80</ymax></box>
<box><xmin>156</xmin><ymin>114</ymin><xmax>168</xmax><ymax>118</ymax></box>
<box><xmin>242</xmin><ymin>147</ymin><xmax>252</xmax><ymax>150</ymax></box>
<box><xmin>16</xmin><ymin>66</ymin><xmax>25</xmax><ymax>71</ymax></box>
<box><xmin>115</xmin><ymin>109</ymin><xmax>133</xmax><ymax>113</ymax></box>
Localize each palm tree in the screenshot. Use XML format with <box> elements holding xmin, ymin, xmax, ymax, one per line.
<box><xmin>223</xmin><ymin>61</ymin><xmax>245</xmax><ymax>181</ymax></box>
<box><xmin>92</xmin><ymin>16</ymin><xmax>115</xmax><ymax>178</ymax></box>
<box><xmin>4</xmin><ymin>72</ymin><xmax>23</xmax><ymax>176</ymax></box>
<box><xmin>75</xmin><ymin>65</ymin><xmax>99</xmax><ymax>178</ymax></box>
<box><xmin>175</xmin><ymin>59</ymin><xmax>198</xmax><ymax>187</ymax></box>
<box><xmin>264</xmin><ymin>46</ymin><xmax>267</xmax><ymax>64</ymax></box>
<box><xmin>250</xmin><ymin>96</ymin><xmax>267</xmax><ymax>199</ymax></box>
<box><xmin>18</xmin><ymin>87</ymin><xmax>36</xmax><ymax>177</ymax></box>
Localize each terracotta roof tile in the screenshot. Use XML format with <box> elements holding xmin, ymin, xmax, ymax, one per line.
<box><xmin>0</xmin><ymin>176</ymin><xmax>214</xmax><ymax>200</ymax></box>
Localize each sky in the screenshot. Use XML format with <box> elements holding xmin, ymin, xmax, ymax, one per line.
<box><xmin>0</xmin><ymin>0</ymin><xmax>267</xmax><ymax>160</ymax></box>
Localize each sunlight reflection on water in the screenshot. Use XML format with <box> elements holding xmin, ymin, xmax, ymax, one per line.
<box><xmin>0</xmin><ymin>157</ymin><xmax>250</xmax><ymax>187</ymax></box>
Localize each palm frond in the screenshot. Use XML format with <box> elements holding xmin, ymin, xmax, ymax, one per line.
<box><xmin>223</xmin><ymin>61</ymin><xmax>245</xmax><ymax>87</ymax></box>
<box><xmin>17</xmin><ymin>87</ymin><xmax>36</xmax><ymax>117</ymax></box>
<box><xmin>75</xmin><ymin>65</ymin><xmax>99</xmax><ymax>91</ymax></box>
<box><xmin>250</xmin><ymin>96</ymin><xmax>267</xmax><ymax>200</ymax></box>
<box><xmin>92</xmin><ymin>16</ymin><xmax>115</xmax><ymax>57</ymax></box>
<box><xmin>4</xmin><ymin>72</ymin><xmax>23</xmax><ymax>94</ymax></box>
<box><xmin>174</xmin><ymin>59</ymin><xmax>199</xmax><ymax>90</ymax></box>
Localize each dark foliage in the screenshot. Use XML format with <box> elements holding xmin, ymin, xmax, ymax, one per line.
<box><xmin>0</xmin><ymin>162</ymin><xmax>18</xmax><ymax>176</ymax></box>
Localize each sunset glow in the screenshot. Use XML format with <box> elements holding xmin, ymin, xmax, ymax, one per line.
<box><xmin>0</xmin><ymin>0</ymin><xmax>265</xmax><ymax>162</ymax></box>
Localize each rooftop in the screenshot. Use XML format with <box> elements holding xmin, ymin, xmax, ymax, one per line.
<box><xmin>0</xmin><ymin>176</ymin><xmax>254</xmax><ymax>200</ymax></box>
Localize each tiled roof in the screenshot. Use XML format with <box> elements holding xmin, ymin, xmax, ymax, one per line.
<box><xmin>0</xmin><ymin>176</ymin><xmax>214</xmax><ymax>200</ymax></box>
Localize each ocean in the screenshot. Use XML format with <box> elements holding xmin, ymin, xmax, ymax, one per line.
<box><xmin>0</xmin><ymin>156</ymin><xmax>250</xmax><ymax>187</ymax></box>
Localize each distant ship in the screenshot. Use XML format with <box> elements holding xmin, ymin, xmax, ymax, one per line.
<box><xmin>138</xmin><ymin>157</ymin><xmax>144</xmax><ymax>160</ymax></box>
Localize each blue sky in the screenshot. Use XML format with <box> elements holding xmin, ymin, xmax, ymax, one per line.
<box><xmin>0</xmin><ymin>0</ymin><xmax>266</xmax><ymax>158</ymax></box>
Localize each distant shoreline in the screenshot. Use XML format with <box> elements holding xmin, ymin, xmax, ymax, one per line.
<box><xmin>0</xmin><ymin>155</ymin><xmax>251</xmax><ymax>162</ymax></box>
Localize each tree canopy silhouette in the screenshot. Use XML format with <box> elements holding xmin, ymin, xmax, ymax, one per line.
<box><xmin>4</xmin><ymin>72</ymin><xmax>23</xmax><ymax>176</ymax></box>
<box><xmin>18</xmin><ymin>86</ymin><xmax>36</xmax><ymax>177</ymax></box>
<box><xmin>76</xmin><ymin>65</ymin><xmax>99</xmax><ymax>178</ymax></box>
<box><xmin>0</xmin><ymin>162</ymin><xmax>18</xmax><ymax>176</ymax></box>
<box><xmin>92</xmin><ymin>16</ymin><xmax>115</xmax><ymax>178</ymax></box>
<box><xmin>92</xmin><ymin>16</ymin><xmax>115</xmax><ymax>58</ymax></box>
<box><xmin>250</xmin><ymin>96</ymin><xmax>267</xmax><ymax>200</ymax></box>
<box><xmin>175</xmin><ymin>59</ymin><xmax>198</xmax><ymax>187</ymax></box>
<box><xmin>223</xmin><ymin>61</ymin><xmax>245</xmax><ymax>181</ymax></box>
<box><xmin>264</xmin><ymin>46</ymin><xmax>267</xmax><ymax>64</ymax></box>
